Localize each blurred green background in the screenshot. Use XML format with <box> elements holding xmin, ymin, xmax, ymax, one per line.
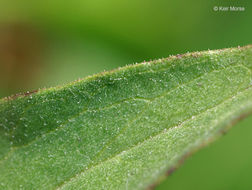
<box><xmin>0</xmin><ymin>0</ymin><xmax>251</xmax><ymax>189</ymax></box>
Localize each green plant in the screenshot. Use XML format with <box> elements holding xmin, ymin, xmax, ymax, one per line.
<box><xmin>0</xmin><ymin>45</ymin><xmax>252</xmax><ymax>189</ymax></box>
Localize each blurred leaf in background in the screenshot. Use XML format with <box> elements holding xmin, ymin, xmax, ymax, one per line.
<box><xmin>0</xmin><ymin>23</ymin><xmax>45</xmax><ymax>97</ymax></box>
<box><xmin>1</xmin><ymin>0</ymin><xmax>251</xmax><ymax>96</ymax></box>
<box><xmin>0</xmin><ymin>0</ymin><xmax>251</xmax><ymax>189</ymax></box>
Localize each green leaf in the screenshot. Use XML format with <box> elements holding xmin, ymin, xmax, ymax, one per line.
<box><xmin>1</xmin><ymin>45</ymin><xmax>252</xmax><ymax>190</ymax></box>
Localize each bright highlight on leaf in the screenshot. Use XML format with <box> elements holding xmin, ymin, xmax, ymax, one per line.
<box><xmin>0</xmin><ymin>45</ymin><xmax>252</xmax><ymax>190</ymax></box>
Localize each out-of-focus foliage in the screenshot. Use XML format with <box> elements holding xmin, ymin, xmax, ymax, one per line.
<box><xmin>0</xmin><ymin>0</ymin><xmax>251</xmax><ymax>96</ymax></box>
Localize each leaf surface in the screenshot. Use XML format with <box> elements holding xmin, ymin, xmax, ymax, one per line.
<box><xmin>0</xmin><ymin>45</ymin><xmax>252</xmax><ymax>190</ymax></box>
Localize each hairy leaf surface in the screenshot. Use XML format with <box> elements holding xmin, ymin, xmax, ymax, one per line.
<box><xmin>0</xmin><ymin>45</ymin><xmax>252</xmax><ymax>189</ymax></box>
